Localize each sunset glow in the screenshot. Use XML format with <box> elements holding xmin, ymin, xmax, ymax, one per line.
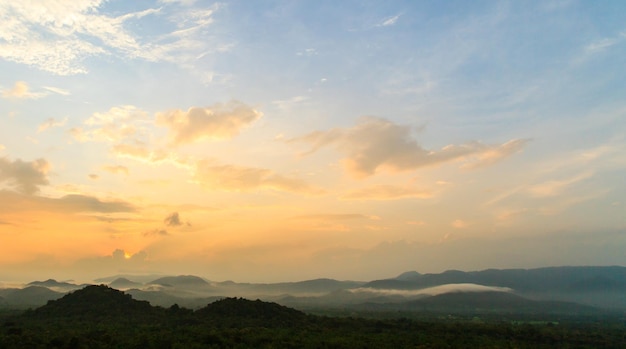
<box><xmin>1</xmin><ymin>0</ymin><xmax>625</xmax><ymax>283</ymax></box>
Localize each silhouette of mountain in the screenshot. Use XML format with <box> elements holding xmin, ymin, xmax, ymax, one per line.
<box><xmin>350</xmin><ymin>291</ymin><xmax>606</xmax><ymax>315</ymax></box>
<box><xmin>147</xmin><ymin>275</ymin><xmax>209</xmax><ymax>288</ymax></box>
<box><xmin>94</xmin><ymin>274</ymin><xmax>166</xmax><ymax>284</ymax></box>
<box><xmin>395</xmin><ymin>271</ymin><xmax>421</xmax><ymax>281</ymax></box>
<box><xmin>109</xmin><ymin>277</ymin><xmax>142</xmax><ymax>289</ymax></box>
<box><xmin>27</xmin><ymin>279</ymin><xmax>79</xmax><ymax>289</ymax></box>
<box><xmin>196</xmin><ymin>297</ymin><xmax>308</xmax><ymax>326</ymax></box>
<box><xmin>247</xmin><ymin>278</ymin><xmax>364</xmax><ymax>295</ymax></box>
<box><xmin>33</xmin><ymin>285</ymin><xmax>157</xmax><ymax>321</ymax></box>
<box><xmin>367</xmin><ymin>266</ymin><xmax>626</xmax><ymax>294</ymax></box>
<box><xmin>2</xmin><ymin>286</ymin><xmax>63</xmax><ymax>307</ymax></box>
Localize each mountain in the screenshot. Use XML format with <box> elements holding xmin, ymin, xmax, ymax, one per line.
<box><xmin>94</xmin><ymin>274</ymin><xmax>166</xmax><ymax>284</ymax></box>
<box><xmin>405</xmin><ymin>291</ymin><xmax>601</xmax><ymax>315</ymax></box>
<box><xmin>362</xmin><ymin>266</ymin><xmax>626</xmax><ymax>309</ymax></box>
<box><xmin>195</xmin><ymin>297</ymin><xmax>309</xmax><ymax>327</ymax></box>
<box><xmin>245</xmin><ymin>278</ymin><xmax>365</xmax><ymax>295</ymax></box>
<box><xmin>33</xmin><ymin>285</ymin><xmax>158</xmax><ymax>321</ymax></box>
<box><xmin>374</xmin><ymin>266</ymin><xmax>626</xmax><ymax>293</ymax></box>
<box><xmin>109</xmin><ymin>277</ymin><xmax>142</xmax><ymax>289</ymax></box>
<box><xmin>2</xmin><ymin>286</ymin><xmax>64</xmax><ymax>307</ymax></box>
<box><xmin>27</xmin><ymin>279</ymin><xmax>82</xmax><ymax>292</ymax></box>
<box><xmin>126</xmin><ymin>288</ymin><xmax>222</xmax><ymax>308</ymax></box>
<box><xmin>147</xmin><ymin>275</ymin><xmax>209</xmax><ymax>288</ymax></box>
<box><xmin>395</xmin><ymin>271</ymin><xmax>422</xmax><ymax>281</ymax></box>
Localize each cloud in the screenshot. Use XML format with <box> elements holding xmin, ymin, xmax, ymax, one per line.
<box><xmin>451</xmin><ymin>219</ymin><xmax>469</xmax><ymax>229</ymax></box>
<box><xmin>192</xmin><ymin>159</ymin><xmax>323</xmax><ymax>194</ymax></box>
<box><xmin>42</xmin><ymin>86</ymin><xmax>71</xmax><ymax>96</ymax></box>
<box><xmin>291</xmin><ymin>214</ymin><xmax>370</xmax><ymax>221</ymax></box>
<box><xmin>111</xmin><ymin>143</ymin><xmax>191</xmax><ymax>169</ymax></box>
<box><xmin>164</xmin><ymin>212</ymin><xmax>182</xmax><ymax>227</ymax></box>
<box><xmin>460</xmin><ymin>139</ymin><xmax>529</xmax><ymax>169</ymax></box>
<box><xmin>585</xmin><ymin>38</ymin><xmax>619</xmax><ymax>53</ymax></box>
<box><xmin>377</xmin><ymin>15</ymin><xmax>401</xmax><ymax>27</ymax></box>
<box><xmin>1</xmin><ymin>81</ymin><xmax>46</xmax><ymax>99</ymax></box>
<box><xmin>72</xmin><ymin>105</ymin><xmax>148</xmax><ymax>143</ymax></box>
<box><xmin>143</xmin><ymin>228</ymin><xmax>169</xmax><ymax>237</ymax></box>
<box><xmin>38</xmin><ymin>117</ymin><xmax>68</xmax><ymax>132</ymax></box>
<box><xmin>156</xmin><ymin>101</ymin><xmax>262</xmax><ymax>145</ymax></box>
<box><xmin>351</xmin><ymin>283</ymin><xmax>513</xmax><ymax>297</ymax></box>
<box><xmin>291</xmin><ymin>117</ymin><xmax>527</xmax><ymax>178</ymax></box>
<box><xmin>528</xmin><ymin>171</ymin><xmax>593</xmax><ymax>198</ymax></box>
<box><xmin>0</xmin><ymin>1</ymin><xmax>223</xmax><ymax>75</ymax></box>
<box><xmin>55</xmin><ymin>194</ymin><xmax>135</xmax><ymax>213</ymax></box>
<box><xmin>102</xmin><ymin>165</ymin><xmax>130</xmax><ymax>176</ymax></box>
<box><xmin>0</xmin><ymin>157</ymin><xmax>51</xmax><ymax>194</ymax></box>
<box><xmin>0</xmin><ymin>190</ymin><xmax>135</xmax><ymax>214</ymax></box>
<box><xmin>341</xmin><ymin>184</ymin><xmax>434</xmax><ymax>200</ymax></box>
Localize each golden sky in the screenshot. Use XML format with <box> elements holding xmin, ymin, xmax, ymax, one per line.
<box><xmin>1</xmin><ymin>0</ymin><xmax>625</xmax><ymax>282</ymax></box>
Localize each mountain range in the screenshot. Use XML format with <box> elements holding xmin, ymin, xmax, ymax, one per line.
<box><xmin>2</xmin><ymin>266</ymin><xmax>625</xmax><ymax>315</ymax></box>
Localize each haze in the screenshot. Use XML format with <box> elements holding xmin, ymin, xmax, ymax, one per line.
<box><xmin>1</xmin><ymin>0</ymin><xmax>625</xmax><ymax>283</ymax></box>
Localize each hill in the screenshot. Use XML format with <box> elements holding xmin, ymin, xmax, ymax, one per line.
<box><xmin>109</xmin><ymin>277</ymin><xmax>143</xmax><ymax>289</ymax></box>
<box><xmin>1</xmin><ymin>286</ymin><xmax>63</xmax><ymax>307</ymax></box>
<box><xmin>195</xmin><ymin>297</ymin><xmax>308</xmax><ymax>327</ymax></box>
<box><xmin>32</xmin><ymin>285</ymin><xmax>158</xmax><ymax>321</ymax></box>
<box><xmin>27</xmin><ymin>279</ymin><xmax>81</xmax><ymax>291</ymax></box>
<box><xmin>147</xmin><ymin>275</ymin><xmax>209</xmax><ymax>288</ymax></box>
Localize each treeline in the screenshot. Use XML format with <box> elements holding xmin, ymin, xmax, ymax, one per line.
<box><xmin>0</xmin><ymin>285</ymin><xmax>624</xmax><ymax>348</ymax></box>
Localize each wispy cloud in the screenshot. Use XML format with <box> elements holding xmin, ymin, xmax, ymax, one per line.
<box><xmin>38</xmin><ymin>117</ymin><xmax>68</xmax><ymax>133</ymax></box>
<box><xmin>341</xmin><ymin>184</ymin><xmax>433</xmax><ymax>200</ymax></box>
<box><xmin>291</xmin><ymin>214</ymin><xmax>371</xmax><ymax>221</ymax></box>
<box><xmin>291</xmin><ymin>117</ymin><xmax>527</xmax><ymax>178</ymax></box>
<box><xmin>1</xmin><ymin>81</ymin><xmax>46</xmax><ymax>99</ymax></box>
<box><xmin>351</xmin><ymin>283</ymin><xmax>513</xmax><ymax>297</ymax></box>
<box><xmin>527</xmin><ymin>171</ymin><xmax>594</xmax><ymax>198</ymax></box>
<box><xmin>377</xmin><ymin>14</ymin><xmax>401</xmax><ymax>27</ymax></box>
<box><xmin>42</xmin><ymin>86</ymin><xmax>71</xmax><ymax>96</ymax></box>
<box><xmin>102</xmin><ymin>165</ymin><xmax>130</xmax><ymax>176</ymax></box>
<box><xmin>0</xmin><ymin>1</ymin><xmax>223</xmax><ymax>75</ymax></box>
<box><xmin>192</xmin><ymin>159</ymin><xmax>323</xmax><ymax>195</ymax></box>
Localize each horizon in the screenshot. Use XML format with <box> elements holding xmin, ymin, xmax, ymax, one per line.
<box><xmin>1</xmin><ymin>1</ymin><xmax>625</xmax><ymax>284</ymax></box>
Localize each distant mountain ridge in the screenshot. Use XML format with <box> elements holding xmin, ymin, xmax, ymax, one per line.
<box><xmin>365</xmin><ymin>266</ymin><xmax>626</xmax><ymax>294</ymax></box>
<box><xmin>2</xmin><ymin>265</ymin><xmax>626</xmax><ymax>311</ymax></box>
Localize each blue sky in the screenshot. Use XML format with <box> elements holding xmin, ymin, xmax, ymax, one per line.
<box><xmin>0</xmin><ymin>0</ymin><xmax>625</xmax><ymax>282</ymax></box>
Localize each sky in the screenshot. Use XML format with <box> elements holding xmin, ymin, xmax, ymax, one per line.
<box><xmin>1</xmin><ymin>0</ymin><xmax>625</xmax><ymax>283</ymax></box>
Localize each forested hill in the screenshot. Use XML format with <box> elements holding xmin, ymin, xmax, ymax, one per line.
<box><xmin>1</xmin><ymin>285</ymin><xmax>625</xmax><ymax>348</ymax></box>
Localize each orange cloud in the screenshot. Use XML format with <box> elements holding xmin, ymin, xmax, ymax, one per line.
<box><xmin>157</xmin><ymin>101</ymin><xmax>262</xmax><ymax>145</ymax></box>
<box><xmin>2</xmin><ymin>81</ymin><xmax>45</xmax><ymax>99</ymax></box>
<box><xmin>292</xmin><ymin>117</ymin><xmax>528</xmax><ymax>178</ymax></box>
<box><xmin>341</xmin><ymin>184</ymin><xmax>433</xmax><ymax>200</ymax></box>
<box><xmin>192</xmin><ymin>159</ymin><xmax>323</xmax><ymax>194</ymax></box>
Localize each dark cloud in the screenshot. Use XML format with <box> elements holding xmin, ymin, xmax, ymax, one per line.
<box><xmin>164</xmin><ymin>212</ymin><xmax>182</xmax><ymax>227</ymax></box>
<box><xmin>0</xmin><ymin>157</ymin><xmax>50</xmax><ymax>194</ymax></box>
<box><xmin>143</xmin><ymin>229</ymin><xmax>169</xmax><ymax>237</ymax></box>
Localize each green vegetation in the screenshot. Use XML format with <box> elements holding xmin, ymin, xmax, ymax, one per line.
<box><xmin>1</xmin><ymin>285</ymin><xmax>624</xmax><ymax>348</ymax></box>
